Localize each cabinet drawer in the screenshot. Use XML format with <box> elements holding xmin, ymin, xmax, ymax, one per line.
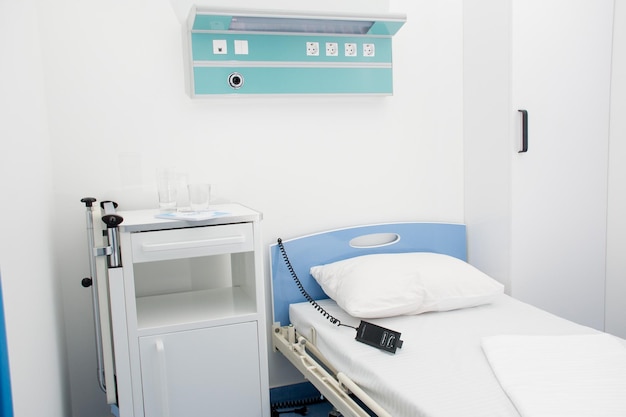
<box><xmin>131</xmin><ymin>223</ymin><xmax>253</xmax><ymax>263</ymax></box>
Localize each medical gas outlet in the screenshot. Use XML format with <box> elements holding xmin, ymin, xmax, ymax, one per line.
<box><xmin>228</xmin><ymin>72</ymin><xmax>244</xmax><ymax>89</ymax></box>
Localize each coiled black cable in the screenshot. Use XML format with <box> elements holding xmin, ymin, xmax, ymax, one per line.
<box><xmin>277</xmin><ymin>238</ymin><xmax>357</xmax><ymax>330</ymax></box>
<box><xmin>271</xmin><ymin>395</ymin><xmax>328</xmax><ymax>416</ymax></box>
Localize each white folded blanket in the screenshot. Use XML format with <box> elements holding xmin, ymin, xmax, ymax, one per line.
<box><xmin>482</xmin><ymin>334</ymin><xmax>626</xmax><ymax>417</ymax></box>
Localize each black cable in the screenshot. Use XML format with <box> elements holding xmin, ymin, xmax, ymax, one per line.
<box><xmin>272</xmin><ymin>406</ymin><xmax>308</xmax><ymax>416</ymax></box>
<box><xmin>271</xmin><ymin>395</ymin><xmax>328</xmax><ymax>416</ymax></box>
<box><xmin>277</xmin><ymin>238</ymin><xmax>357</xmax><ymax>331</ymax></box>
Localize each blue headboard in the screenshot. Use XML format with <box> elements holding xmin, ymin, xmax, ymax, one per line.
<box><xmin>269</xmin><ymin>222</ymin><xmax>467</xmax><ymax>326</ymax></box>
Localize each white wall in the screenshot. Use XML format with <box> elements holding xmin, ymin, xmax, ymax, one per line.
<box><xmin>31</xmin><ymin>0</ymin><xmax>464</xmax><ymax>416</ymax></box>
<box><xmin>0</xmin><ymin>2</ymin><xmax>70</xmax><ymax>417</ymax></box>
<box><xmin>606</xmin><ymin>0</ymin><xmax>626</xmax><ymax>339</ymax></box>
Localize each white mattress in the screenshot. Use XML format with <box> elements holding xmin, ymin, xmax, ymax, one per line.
<box><xmin>289</xmin><ymin>294</ymin><xmax>606</xmax><ymax>417</ymax></box>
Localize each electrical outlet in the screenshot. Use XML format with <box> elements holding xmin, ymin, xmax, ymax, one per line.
<box><xmin>213</xmin><ymin>39</ymin><xmax>227</xmax><ymax>55</ymax></box>
<box><xmin>363</xmin><ymin>43</ymin><xmax>375</xmax><ymax>57</ymax></box>
<box><xmin>325</xmin><ymin>42</ymin><xmax>338</xmax><ymax>56</ymax></box>
<box><xmin>344</xmin><ymin>43</ymin><xmax>357</xmax><ymax>57</ymax></box>
<box><xmin>306</xmin><ymin>42</ymin><xmax>320</xmax><ymax>56</ymax></box>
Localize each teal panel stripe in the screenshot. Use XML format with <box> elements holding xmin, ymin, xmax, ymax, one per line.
<box><xmin>191</xmin><ymin>33</ymin><xmax>392</xmax><ymax>63</ymax></box>
<box><xmin>193</xmin><ymin>66</ymin><xmax>393</xmax><ymax>95</ymax></box>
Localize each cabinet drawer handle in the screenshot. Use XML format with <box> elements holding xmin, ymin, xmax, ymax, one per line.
<box><xmin>518</xmin><ymin>109</ymin><xmax>528</xmax><ymax>153</ymax></box>
<box><xmin>142</xmin><ymin>235</ymin><xmax>245</xmax><ymax>252</ymax></box>
<box><xmin>155</xmin><ymin>340</ymin><xmax>171</xmax><ymax>417</ymax></box>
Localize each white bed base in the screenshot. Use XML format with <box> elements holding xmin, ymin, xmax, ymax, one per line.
<box><xmin>272</xmin><ymin>323</ymin><xmax>391</xmax><ymax>417</ymax></box>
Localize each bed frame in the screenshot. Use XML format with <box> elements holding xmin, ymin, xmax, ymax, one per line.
<box><xmin>270</xmin><ymin>222</ymin><xmax>467</xmax><ymax>417</ymax></box>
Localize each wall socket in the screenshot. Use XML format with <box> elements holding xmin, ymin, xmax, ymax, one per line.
<box><xmin>344</xmin><ymin>43</ymin><xmax>357</xmax><ymax>57</ymax></box>
<box><xmin>306</xmin><ymin>42</ymin><xmax>320</xmax><ymax>56</ymax></box>
<box><xmin>325</xmin><ymin>42</ymin><xmax>338</xmax><ymax>56</ymax></box>
<box><xmin>363</xmin><ymin>43</ymin><xmax>375</xmax><ymax>57</ymax></box>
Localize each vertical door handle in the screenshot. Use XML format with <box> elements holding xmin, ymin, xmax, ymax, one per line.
<box><xmin>155</xmin><ymin>340</ymin><xmax>171</xmax><ymax>417</ymax></box>
<box><xmin>518</xmin><ymin>109</ymin><xmax>528</xmax><ymax>153</ymax></box>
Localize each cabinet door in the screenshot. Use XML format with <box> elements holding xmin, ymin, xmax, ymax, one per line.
<box><xmin>510</xmin><ymin>0</ymin><xmax>613</xmax><ymax>329</ymax></box>
<box><xmin>139</xmin><ymin>322</ymin><xmax>263</xmax><ymax>417</ymax></box>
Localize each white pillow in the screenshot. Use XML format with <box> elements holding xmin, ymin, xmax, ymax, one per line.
<box><xmin>310</xmin><ymin>252</ymin><xmax>504</xmax><ymax>318</ymax></box>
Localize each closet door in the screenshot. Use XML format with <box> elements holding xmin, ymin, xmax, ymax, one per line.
<box><xmin>510</xmin><ymin>0</ymin><xmax>613</xmax><ymax>329</ymax></box>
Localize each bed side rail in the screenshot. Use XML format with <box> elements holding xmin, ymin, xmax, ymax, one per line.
<box><xmin>272</xmin><ymin>324</ymin><xmax>391</xmax><ymax>417</ymax></box>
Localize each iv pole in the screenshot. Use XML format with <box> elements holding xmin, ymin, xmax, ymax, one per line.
<box><xmin>80</xmin><ymin>197</ymin><xmax>107</xmax><ymax>393</ymax></box>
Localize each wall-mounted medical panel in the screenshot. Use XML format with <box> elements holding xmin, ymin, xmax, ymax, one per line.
<box><xmin>186</xmin><ymin>8</ymin><xmax>406</xmax><ymax>97</ymax></box>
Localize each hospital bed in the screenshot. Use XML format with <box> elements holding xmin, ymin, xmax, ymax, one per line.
<box><xmin>270</xmin><ymin>222</ymin><xmax>626</xmax><ymax>417</ymax></box>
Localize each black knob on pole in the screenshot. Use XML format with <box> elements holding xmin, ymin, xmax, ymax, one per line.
<box><xmin>81</xmin><ymin>197</ymin><xmax>97</xmax><ymax>207</ymax></box>
<box><xmin>102</xmin><ymin>214</ymin><xmax>124</xmax><ymax>228</ymax></box>
<box><xmin>81</xmin><ymin>277</ymin><xmax>93</xmax><ymax>287</ymax></box>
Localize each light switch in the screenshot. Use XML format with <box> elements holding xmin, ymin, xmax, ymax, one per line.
<box><xmin>234</xmin><ymin>40</ymin><xmax>249</xmax><ymax>55</ymax></box>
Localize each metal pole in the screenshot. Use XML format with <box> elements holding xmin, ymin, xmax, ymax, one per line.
<box><xmin>80</xmin><ymin>197</ymin><xmax>107</xmax><ymax>393</ymax></box>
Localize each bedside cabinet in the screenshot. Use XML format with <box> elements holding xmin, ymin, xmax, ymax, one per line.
<box><xmin>107</xmin><ymin>203</ymin><xmax>270</xmax><ymax>417</ymax></box>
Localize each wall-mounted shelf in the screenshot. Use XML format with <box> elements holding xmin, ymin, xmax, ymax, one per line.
<box><xmin>185</xmin><ymin>7</ymin><xmax>406</xmax><ymax>96</ymax></box>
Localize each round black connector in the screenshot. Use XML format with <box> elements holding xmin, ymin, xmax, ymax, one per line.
<box><xmin>228</xmin><ymin>72</ymin><xmax>244</xmax><ymax>89</ymax></box>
